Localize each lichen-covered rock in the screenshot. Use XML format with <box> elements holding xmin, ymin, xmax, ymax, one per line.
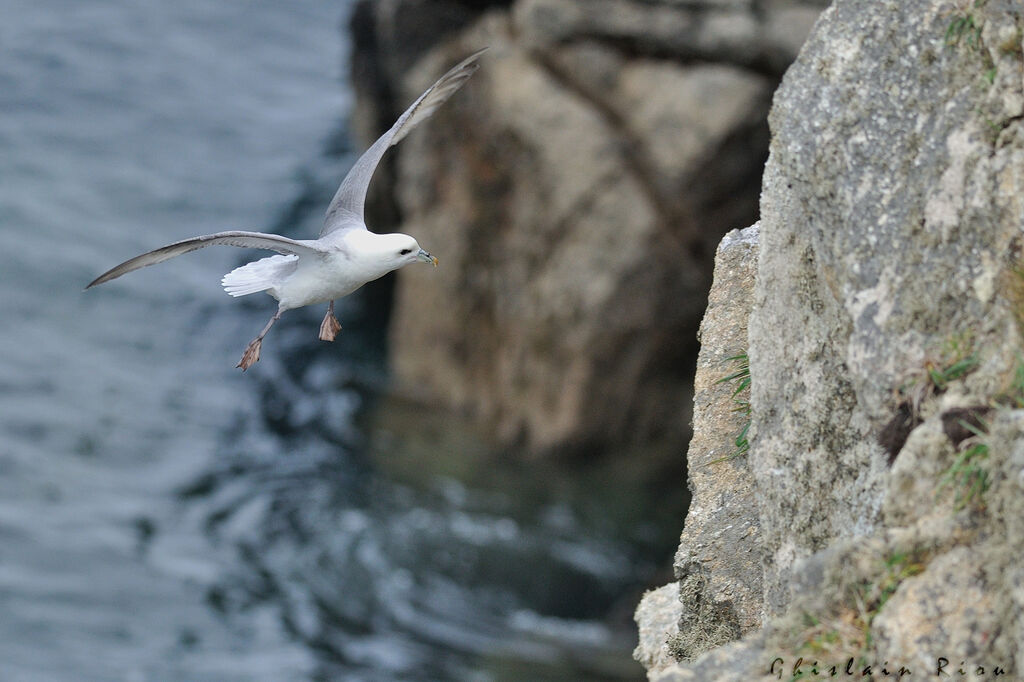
<box><xmin>635</xmin><ymin>0</ymin><xmax>1024</xmax><ymax>678</ymax></box>
<box><xmin>634</xmin><ymin>582</ymin><xmax>683</xmax><ymax>675</ymax></box>
<box><xmin>872</xmin><ymin>408</ymin><xmax>1024</xmax><ymax>674</ymax></box>
<box><xmin>670</xmin><ymin>226</ymin><xmax>762</xmax><ymax>655</ymax></box>
<box><xmin>643</xmin><ymin>636</ymin><xmax>768</xmax><ymax>682</ymax></box>
<box><xmin>749</xmin><ymin>0</ymin><xmax>1024</xmax><ymax>613</ymax></box>
<box><xmin>871</xmin><ymin>546</ymin><xmax>1008</xmax><ymax>674</ymax></box>
<box><xmin>636</xmin><ymin>225</ymin><xmax>763</xmax><ymax>676</ymax></box>
<box><xmin>350</xmin><ymin>0</ymin><xmax>819</xmax><ymax>456</ymax></box>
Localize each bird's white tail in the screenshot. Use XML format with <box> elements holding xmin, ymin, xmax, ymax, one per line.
<box><xmin>221</xmin><ymin>255</ymin><xmax>298</xmax><ymax>297</ymax></box>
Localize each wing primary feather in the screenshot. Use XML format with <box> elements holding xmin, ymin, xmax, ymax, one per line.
<box><xmin>86</xmin><ymin>231</ymin><xmax>319</xmax><ymax>289</ymax></box>
<box><xmin>321</xmin><ymin>47</ymin><xmax>487</xmax><ymax>236</ymax></box>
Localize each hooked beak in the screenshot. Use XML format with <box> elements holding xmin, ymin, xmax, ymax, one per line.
<box><xmin>417</xmin><ymin>248</ymin><xmax>438</xmax><ymax>267</ymax></box>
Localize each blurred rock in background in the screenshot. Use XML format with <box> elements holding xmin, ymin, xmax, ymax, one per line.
<box><xmin>349</xmin><ymin>0</ymin><xmax>825</xmax><ymax>457</ymax></box>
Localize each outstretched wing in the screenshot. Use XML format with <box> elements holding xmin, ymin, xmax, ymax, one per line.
<box><xmin>86</xmin><ymin>231</ymin><xmax>324</xmax><ymax>289</ymax></box>
<box><xmin>321</xmin><ymin>47</ymin><xmax>487</xmax><ymax>237</ymax></box>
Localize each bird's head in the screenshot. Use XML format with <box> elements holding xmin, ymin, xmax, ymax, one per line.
<box><xmin>345</xmin><ymin>231</ymin><xmax>439</xmax><ymax>277</ymax></box>
<box><xmin>382</xmin><ymin>233</ymin><xmax>438</xmax><ymax>269</ymax></box>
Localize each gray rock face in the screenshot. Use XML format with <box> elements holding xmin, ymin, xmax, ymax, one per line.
<box><xmin>750</xmin><ymin>0</ymin><xmax>1024</xmax><ymax>614</ymax></box>
<box><xmin>670</xmin><ymin>225</ymin><xmax>762</xmax><ymax>659</ymax></box>
<box><xmin>350</xmin><ymin>0</ymin><xmax>821</xmax><ymax>455</ymax></box>
<box><xmin>635</xmin><ymin>225</ymin><xmax>761</xmax><ymax>676</ymax></box>
<box><xmin>636</xmin><ymin>0</ymin><xmax>1024</xmax><ymax>678</ymax></box>
<box><xmin>871</xmin><ymin>544</ymin><xmax>1009</xmax><ymax>674</ymax></box>
<box><xmin>634</xmin><ymin>582</ymin><xmax>684</xmax><ymax>675</ymax></box>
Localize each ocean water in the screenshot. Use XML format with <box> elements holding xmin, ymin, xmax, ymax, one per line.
<box><xmin>0</xmin><ymin>1</ymin><xmax>682</xmax><ymax>680</ymax></box>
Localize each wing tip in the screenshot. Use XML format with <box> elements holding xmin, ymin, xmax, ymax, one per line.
<box><xmin>86</xmin><ymin>263</ymin><xmax>130</xmax><ymax>290</ymax></box>
<box><xmin>452</xmin><ymin>46</ymin><xmax>488</xmax><ymax>76</ymax></box>
<box><xmin>85</xmin><ymin>273</ymin><xmax>110</xmax><ymax>290</ymax></box>
<box><xmin>464</xmin><ymin>46</ymin><xmax>488</xmax><ymax>63</ymax></box>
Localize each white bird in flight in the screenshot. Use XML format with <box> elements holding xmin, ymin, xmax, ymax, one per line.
<box><xmin>88</xmin><ymin>48</ymin><xmax>486</xmax><ymax>370</ymax></box>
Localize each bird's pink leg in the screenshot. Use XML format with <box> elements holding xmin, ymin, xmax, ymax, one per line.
<box><xmin>237</xmin><ymin>309</ymin><xmax>283</xmax><ymax>370</ymax></box>
<box><xmin>319</xmin><ymin>300</ymin><xmax>342</xmax><ymax>342</ymax></box>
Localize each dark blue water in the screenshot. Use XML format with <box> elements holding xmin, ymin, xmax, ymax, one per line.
<box><xmin>0</xmin><ymin>2</ymin><xmax>682</xmax><ymax>680</ymax></box>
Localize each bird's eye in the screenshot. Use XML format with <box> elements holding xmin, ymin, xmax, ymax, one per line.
<box><xmin>399</xmin><ymin>248</ymin><xmax>412</xmax><ymax>255</ymax></box>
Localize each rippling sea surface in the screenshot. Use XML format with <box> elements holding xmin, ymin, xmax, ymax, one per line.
<box><xmin>0</xmin><ymin>1</ymin><xmax>684</xmax><ymax>680</ymax></box>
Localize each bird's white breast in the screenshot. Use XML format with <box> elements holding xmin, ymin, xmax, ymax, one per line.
<box><xmin>272</xmin><ymin>245</ymin><xmax>398</xmax><ymax>310</ymax></box>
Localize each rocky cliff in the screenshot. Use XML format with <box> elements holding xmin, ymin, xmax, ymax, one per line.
<box><xmin>349</xmin><ymin>0</ymin><xmax>823</xmax><ymax>457</ymax></box>
<box><xmin>637</xmin><ymin>0</ymin><xmax>1024</xmax><ymax>679</ymax></box>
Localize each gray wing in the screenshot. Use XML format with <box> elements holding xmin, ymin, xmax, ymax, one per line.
<box><xmin>86</xmin><ymin>231</ymin><xmax>324</xmax><ymax>289</ymax></box>
<box><xmin>321</xmin><ymin>47</ymin><xmax>487</xmax><ymax>237</ymax></box>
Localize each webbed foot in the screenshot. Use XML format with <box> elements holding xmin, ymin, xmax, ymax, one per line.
<box><xmin>237</xmin><ymin>338</ymin><xmax>262</xmax><ymax>370</ymax></box>
<box><xmin>319</xmin><ymin>303</ymin><xmax>342</xmax><ymax>342</ymax></box>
